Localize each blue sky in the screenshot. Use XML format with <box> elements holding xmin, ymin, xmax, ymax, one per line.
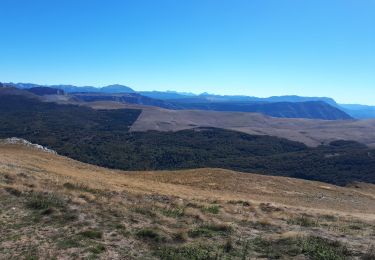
<box><xmin>0</xmin><ymin>0</ymin><xmax>374</xmax><ymax>104</ymax></box>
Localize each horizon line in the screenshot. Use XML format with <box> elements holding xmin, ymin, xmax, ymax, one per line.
<box><xmin>4</xmin><ymin>81</ymin><xmax>375</xmax><ymax>106</ymax></box>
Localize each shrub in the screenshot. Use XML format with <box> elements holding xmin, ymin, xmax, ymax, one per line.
<box><xmin>228</xmin><ymin>200</ymin><xmax>251</xmax><ymax>206</ymax></box>
<box><xmin>173</xmin><ymin>232</ymin><xmax>188</xmax><ymax>243</ymax></box>
<box><xmin>188</xmin><ymin>223</ymin><xmax>232</xmax><ymax>238</ymax></box>
<box><xmin>26</xmin><ymin>192</ymin><xmax>65</xmax><ymax>210</ymax></box>
<box><xmin>320</xmin><ymin>215</ymin><xmax>338</xmax><ymax>222</ymax></box>
<box><xmin>348</xmin><ymin>224</ymin><xmax>362</xmax><ymax>230</ymax></box>
<box><xmin>287</xmin><ymin>216</ymin><xmax>318</xmax><ymax>227</ymax></box>
<box><xmin>223</xmin><ymin>238</ymin><xmax>233</xmax><ymax>253</ymax></box>
<box><xmin>4</xmin><ymin>187</ymin><xmax>22</xmax><ymax>197</ymax></box>
<box><xmin>132</xmin><ymin>207</ymin><xmax>157</xmax><ymax>217</ymax></box>
<box><xmin>136</xmin><ymin>228</ymin><xmax>164</xmax><ymax>243</ymax></box>
<box><xmin>202</xmin><ymin>205</ymin><xmax>220</xmax><ymax>214</ymax></box>
<box><xmin>160</xmin><ymin>207</ymin><xmax>185</xmax><ymax>218</ymax></box>
<box><xmin>259</xmin><ymin>203</ymin><xmax>283</xmax><ymax>213</ymax></box>
<box><xmin>250</xmin><ymin>237</ymin><xmax>286</xmax><ymax>259</ymax></box>
<box><xmin>63</xmin><ymin>182</ymin><xmax>98</xmax><ymax>193</ymax></box>
<box><xmin>300</xmin><ymin>236</ymin><xmax>351</xmax><ymax>260</ymax></box>
<box><xmin>362</xmin><ymin>246</ymin><xmax>375</xmax><ymax>260</ymax></box>
<box><xmin>156</xmin><ymin>244</ymin><xmax>217</xmax><ymax>260</ymax></box>
<box><xmin>57</xmin><ymin>238</ymin><xmax>81</xmax><ymax>249</ymax></box>
<box><xmin>79</xmin><ymin>229</ymin><xmax>103</xmax><ymax>239</ymax></box>
<box><xmin>249</xmin><ymin>236</ymin><xmax>350</xmax><ymax>259</ymax></box>
<box><xmin>88</xmin><ymin>243</ymin><xmax>106</xmax><ymax>254</ymax></box>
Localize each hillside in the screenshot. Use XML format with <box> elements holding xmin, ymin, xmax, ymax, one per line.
<box><xmin>140</xmin><ymin>92</ymin><xmax>338</xmax><ymax>106</ymax></box>
<box><xmin>169</xmin><ymin>101</ymin><xmax>352</xmax><ymax>120</ymax></box>
<box><xmin>0</xmin><ymin>92</ymin><xmax>374</xmax><ymax>186</ymax></box>
<box><xmin>130</xmin><ymin>107</ymin><xmax>375</xmax><ymax>147</ymax></box>
<box><xmin>72</xmin><ymin>93</ymin><xmax>176</xmax><ymax>109</ymax></box>
<box><xmin>0</xmin><ymin>142</ymin><xmax>374</xmax><ymax>259</ymax></box>
<box><xmin>26</xmin><ymin>87</ymin><xmax>65</xmax><ymax>96</ymax></box>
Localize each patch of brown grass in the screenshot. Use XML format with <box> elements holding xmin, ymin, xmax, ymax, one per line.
<box><xmin>0</xmin><ymin>144</ymin><xmax>374</xmax><ymax>259</ymax></box>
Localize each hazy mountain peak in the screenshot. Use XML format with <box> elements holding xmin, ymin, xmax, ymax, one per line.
<box><xmin>101</xmin><ymin>84</ymin><xmax>135</xmax><ymax>93</ymax></box>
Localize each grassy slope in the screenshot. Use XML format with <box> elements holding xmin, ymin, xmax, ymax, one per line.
<box><xmin>0</xmin><ymin>144</ymin><xmax>374</xmax><ymax>259</ymax></box>
<box><xmin>129</xmin><ymin>106</ymin><xmax>375</xmax><ymax>147</ymax></box>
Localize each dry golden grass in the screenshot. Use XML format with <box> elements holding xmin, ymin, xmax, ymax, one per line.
<box><xmin>129</xmin><ymin>106</ymin><xmax>375</xmax><ymax>147</ymax></box>
<box><xmin>2</xmin><ymin>144</ymin><xmax>374</xmax><ymax>217</ymax></box>
<box><xmin>0</xmin><ymin>143</ymin><xmax>374</xmax><ymax>259</ymax></box>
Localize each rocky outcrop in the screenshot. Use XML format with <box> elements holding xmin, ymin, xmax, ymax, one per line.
<box><xmin>0</xmin><ymin>138</ymin><xmax>57</xmax><ymax>154</ymax></box>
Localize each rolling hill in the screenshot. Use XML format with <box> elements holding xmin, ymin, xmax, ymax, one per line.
<box><xmin>0</xmin><ymin>90</ymin><xmax>374</xmax><ymax>186</ymax></box>
<box><xmin>26</xmin><ymin>87</ymin><xmax>65</xmax><ymax>96</ymax></box>
<box><xmin>130</xmin><ymin>106</ymin><xmax>375</xmax><ymax>147</ymax></box>
<box><xmin>168</xmin><ymin>100</ymin><xmax>352</xmax><ymax>120</ymax></box>
<box><xmin>0</xmin><ymin>141</ymin><xmax>374</xmax><ymax>259</ymax></box>
<box><xmin>72</xmin><ymin>92</ymin><xmax>177</xmax><ymax>109</ymax></box>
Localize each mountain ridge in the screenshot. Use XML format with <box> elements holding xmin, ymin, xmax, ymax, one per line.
<box><xmin>7</xmin><ymin>82</ymin><xmax>134</xmax><ymax>94</ymax></box>
<box><xmin>2</xmin><ymin>83</ymin><xmax>354</xmax><ymax>120</ymax></box>
<box><xmin>1</xmin><ymin>82</ymin><xmax>343</xmax><ymax>105</ymax></box>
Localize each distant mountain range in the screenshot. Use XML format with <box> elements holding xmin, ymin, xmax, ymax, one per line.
<box><xmin>340</xmin><ymin>104</ymin><xmax>375</xmax><ymax>119</ymax></box>
<box><xmin>143</xmin><ymin>92</ymin><xmax>339</xmax><ymax>107</ymax></box>
<box><xmin>137</xmin><ymin>91</ymin><xmax>374</xmax><ymax>119</ymax></box>
<box><xmin>6</xmin><ymin>82</ymin><xmax>135</xmax><ymax>94</ymax></box>
<box><xmin>173</xmin><ymin>101</ymin><xmax>351</xmax><ymax>120</ymax></box>
<box><xmin>3</xmin><ymin>81</ymin><xmax>374</xmax><ymax>119</ymax></box>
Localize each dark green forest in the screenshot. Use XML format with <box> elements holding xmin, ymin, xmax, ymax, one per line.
<box><xmin>0</xmin><ymin>95</ymin><xmax>374</xmax><ymax>186</ymax></box>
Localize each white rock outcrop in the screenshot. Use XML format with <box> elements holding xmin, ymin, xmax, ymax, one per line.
<box><xmin>0</xmin><ymin>137</ymin><xmax>57</xmax><ymax>154</ymax></box>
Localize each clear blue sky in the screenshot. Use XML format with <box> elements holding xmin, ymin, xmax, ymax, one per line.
<box><xmin>0</xmin><ymin>0</ymin><xmax>374</xmax><ymax>104</ymax></box>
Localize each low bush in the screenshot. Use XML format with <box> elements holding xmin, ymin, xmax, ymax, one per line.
<box><xmin>132</xmin><ymin>207</ymin><xmax>157</xmax><ymax>218</ymax></box>
<box><xmin>57</xmin><ymin>237</ymin><xmax>82</xmax><ymax>249</ymax></box>
<box><xmin>228</xmin><ymin>200</ymin><xmax>251</xmax><ymax>207</ymax></box>
<box><xmin>249</xmin><ymin>236</ymin><xmax>350</xmax><ymax>260</ymax></box>
<box><xmin>79</xmin><ymin>229</ymin><xmax>103</xmax><ymax>239</ymax></box>
<box><xmin>188</xmin><ymin>223</ymin><xmax>232</xmax><ymax>238</ymax></box>
<box><xmin>160</xmin><ymin>207</ymin><xmax>185</xmax><ymax>218</ymax></box>
<box><xmin>63</xmin><ymin>182</ymin><xmax>98</xmax><ymax>194</ymax></box>
<box><xmin>26</xmin><ymin>192</ymin><xmax>65</xmax><ymax>210</ymax></box>
<box><xmin>202</xmin><ymin>205</ymin><xmax>220</xmax><ymax>214</ymax></box>
<box><xmin>156</xmin><ymin>244</ymin><xmax>218</xmax><ymax>260</ymax></box>
<box><xmin>287</xmin><ymin>216</ymin><xmax>319</xmax><ymax>227</ymax></box>
<box><xmin>300</xmin><ymin>236</ymin><xmax>351</xmax><ymax>260</ymax></box>
<box><xmin>4</xmin><ymin>187</ymin><xmax>22</xmax><ymax>197</ymax></box>
<box><xmin>136</xmin><ymin>228</ymin><xmax>164</xmax><ymax>243</ymax></box>
<box><xmin>88</xmin><ymin>243</ymin><xmax>106</xmax><ymax>254</ymax></box>
<box><xmin>362</xmin><ymin>246</ymin><xmax>375</xmax><ymax>260</ymax></box>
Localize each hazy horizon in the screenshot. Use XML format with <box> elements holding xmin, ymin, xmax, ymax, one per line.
<box><xmin>4</xmin><ymin>81</ymin><xmax>374</xmax><ymax>106</ymax></box>
<box><xmin>1</xmin><ymin>0</ymin><xmax>374</xmax><ymax>105</ymax></box>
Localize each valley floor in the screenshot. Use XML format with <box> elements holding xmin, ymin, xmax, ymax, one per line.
<box><xmin>0</xmin><ymin>144</ymin><xmax>374</xmax><ymax>259</ymax></box>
